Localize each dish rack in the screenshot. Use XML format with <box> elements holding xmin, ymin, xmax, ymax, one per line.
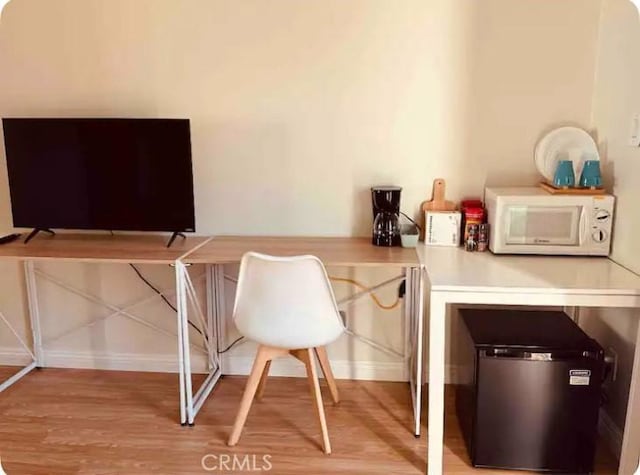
<box><xmin>539</xmin><ymin>181</ymin><xmax>606</xmax><ymax>195</ymax></box>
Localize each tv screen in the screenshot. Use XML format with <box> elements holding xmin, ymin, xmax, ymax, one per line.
<box><xmin>2</xmin><ymin>118</ymin><xmax>196</xmax><ymax>233</ymax></box>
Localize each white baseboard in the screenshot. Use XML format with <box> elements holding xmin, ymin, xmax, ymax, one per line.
<box><xmin>0</xmin><ymin>347</ymin><xmax>459</xmax><ymax>384</ymax></box>
<box><xmin>599</xmin><ymin>408</ymin><xmax>623</xmax><ymax>461</ymax></box>
<box><xmin>43</xmin><ymin>350</ymin><xmax>211</xmax><ymax>374</ymax></box>
<box><xmin>0</xmin><ymin>347</ymin><xmax>210</xmax><ymax>374</ymax></box>
<box><xmin>222</xmin><ymin>355</ymin><xmax>407</xmax><ymax>382</ymax></box>
<box><xmin>0</xmin><ymin>348</ymin><xmax>32</xmax><ymax>366</ymax></box>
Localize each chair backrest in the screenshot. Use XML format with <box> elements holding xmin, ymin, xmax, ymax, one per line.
<box><xmin>233</xmin><ymin>252</ymin><xmax>345</xmax><ymax>349</ymax></box>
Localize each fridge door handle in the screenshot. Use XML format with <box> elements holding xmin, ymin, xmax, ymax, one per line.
<box><xmin>481</xmin><ymin>349</ymin><xmax>603</xmax><ymax>361</ymax></box>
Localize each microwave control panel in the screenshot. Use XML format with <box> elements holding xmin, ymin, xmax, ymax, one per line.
<box><xmin>589</xmin><ymin>199</ymin><xmax>615</xmax><ymax>246</ymax></box>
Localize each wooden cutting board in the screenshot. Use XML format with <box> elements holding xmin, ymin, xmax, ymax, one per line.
<box><xmin>422</xmin><ymin>179</ymin><xmax>457</xmax><ymax>212</ymax></box>
<box><xmin>419</xmin><ymin>179</ymin><xmax>457</xmax><ymax>241</ymax></box>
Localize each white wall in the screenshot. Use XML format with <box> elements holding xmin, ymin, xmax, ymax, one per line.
<box><xmin>584</xmin><ymin>0</ymin><xmax>640</xmax><ymax>461</ymax></box>
<box><xmin>0</xmin><ymin>0</ymin><xmax>602</xmax><ymax>379</ymax></box>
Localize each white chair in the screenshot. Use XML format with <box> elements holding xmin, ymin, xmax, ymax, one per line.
<box><xmin>227</xmin><ymin>252</ymin><xmax>345</xmax><ymax>454</ymax></box>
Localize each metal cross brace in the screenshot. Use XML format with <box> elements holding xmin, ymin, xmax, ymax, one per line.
<box><xmin>34</xmin><ymin>268</ymin><xmax>209</xmax><ymax>355</ymax></box>
<box><xmin>0</xmin><ymin>308</ymin><xmax>38</xmax><ymax>392</ymax></box>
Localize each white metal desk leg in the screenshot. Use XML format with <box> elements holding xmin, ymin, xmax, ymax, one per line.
<box><xmin>174</xmin><ymin>262</ymin><xmax>187</xmax><ymax>426</ymax></box>
<box><xmin>177</xmin><ymin>262</ymin><xmax>195</xmax><ymax>425</ymax></box>
<box><xmin>619</xmin><ymin>323</ymin><xmax>640</xmax><ymax>475</ymax></box>
<box><xmin>406</xmin><ymin>268</ymin><xmax>417</xmax><ymax>421</ymax></box>
<box><xmin>214</xmin><ymin>264</ymin><xmax>227</xmax><ymax>373</ymax></box>
<box><xmin>428</xmin><ymin>292</ymin><xmax>447</xmax><ymax>475</ymax></box>
<box><xmin>403</xmin><ymin>268</ymin><xmax>411</xmax><ymax>381</ymax></box>
<box><xmin>24</xmin><ymin>261</ymin><xmax>44</xmax><ymax>368</ymax></box>
<box><xmin>414</xmin><ymin>267</ymin><xmax>425</xmax><ymax>437</ymax></box>
<box><xmin>205</xmin><ymin>265</ymin><xmax>216</xmax><ymax>372</ymax></box>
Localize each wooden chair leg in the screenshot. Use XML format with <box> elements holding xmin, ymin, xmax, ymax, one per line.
<box><xmin>301</xmin><ymin>348</ymin><xmax>332</xmax><ymax>455</ymax></box>
<box><xmin>228</xmin><ymin>345</ymin><xmax>272</xmax><ymax>446</ymax></box>
<box><xmin>314</xmin><ymin>346</ymin><xmax>339</xmax><ymax>404</ymax></box>
<box><xmin>256</xmin><ymin>360</ymin><xmax>272</xmax><ymax>400</ymax></box>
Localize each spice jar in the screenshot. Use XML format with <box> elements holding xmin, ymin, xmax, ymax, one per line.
<box><xmin>465</xmin><ymin>224</ymin><xmax>479</xmax><ymax>252</ymax></box>
<box><xmin>477</xmin><ymin>223</ymin><xmax>489</xmax><ymax>252</ymax></box>
<box><xmin>463</xmin><ymin>207</ymin><xmax>485</xmax><ymax>242</ymax></box>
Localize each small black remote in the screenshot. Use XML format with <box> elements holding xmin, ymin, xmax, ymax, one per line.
<box><xmin>0</xmin><ymin>233</ymin><xmax>22</xmax><ymax>245</ymax></box>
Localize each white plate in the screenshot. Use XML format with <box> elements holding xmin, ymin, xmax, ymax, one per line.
<box><xmin>534</xmin><ymin>127</ymin><xmax>600</xmax><ymax>182</ymax></box>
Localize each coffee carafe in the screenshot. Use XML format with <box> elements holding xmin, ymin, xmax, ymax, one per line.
<box><xmin>371</xmin><ymin>186</ymin><xmax>402</xmax><ymax>246</ymax></box>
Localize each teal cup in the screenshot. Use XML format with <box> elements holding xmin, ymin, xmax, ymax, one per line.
<box><xmin>553</xmin><ymin>160</ymin><xmax>575</xmax><ymax>188</ymax></box>
<box><xmin>579</xmin><ymin>160</ymin><xmax>602</xmax><ymax>188</ymax></box>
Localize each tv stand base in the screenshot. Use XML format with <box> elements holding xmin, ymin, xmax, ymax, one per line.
<box><xmin>167</xmin><ymin>232</ymin><xmax>186</xmax><ymax>248</ymax></box>
<box><xmin>24</xmin><ymin>228</ymin><xmax>55</xmax><ymax>244</ymax></box>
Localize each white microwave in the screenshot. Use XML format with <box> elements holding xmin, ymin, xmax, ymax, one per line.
<box><xmin>485</xmin><ymin>187</ymin><xmax>615</xmax><ymax>256</ymax></box>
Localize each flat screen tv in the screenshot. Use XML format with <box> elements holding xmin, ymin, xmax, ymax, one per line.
<box><xmin>2</xmin><ymin>118</ymin><xmax>196</xmax><ymax>244</ymax></box>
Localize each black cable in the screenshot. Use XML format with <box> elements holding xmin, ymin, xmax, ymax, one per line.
<box><xmin>218</xmin><ymin>336</ymin><xmax>244</xmax><ymax>354</ymax></box>
<box><xmin>128</xmin><ymin>264</ymin><xmax>205</xmax><ymax>337</ymax></box>
<box><xmin>400</xmin><ymin>211</ymin><xmax>422</xmax><ymax>231</ymax></box>
<box><xmin>129</xmin><ymin>264</ymin><xmax>243</xmax><ymax>353</ymax></box>
<box><xmin>129</xmin><ymin>263</ymin><xmax>178</xmax><ymax>311</ymax></box>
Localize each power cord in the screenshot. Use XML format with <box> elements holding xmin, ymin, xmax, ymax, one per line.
<box><xmin>129</xmin><ymin>265</ymin><xmax>245</xmax><ymax>351</ymax></box>
<box><xmin>212</xmin><ymin>275</ymin><xmax>402</xmax><ymax>354</ymax></box>
<box><xmin>329</xmin><ymin>276</ymin><xmax>402</xmax><ymax>310</ymax></box>
<box><xmin>218</xmin><ymin>336</ymin><xmax>244</xmax><ymax>354</ymax></box>
<box><xmin>129</xmin><ymin>264</ymin><xmax>205</xmax><ymax>337</ymax></box>
<box><xmin>129</xmin><ymin>270</ymin><xmax>395</xmax><ymax>354</ymax></box>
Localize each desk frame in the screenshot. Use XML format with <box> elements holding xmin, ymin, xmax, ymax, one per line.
<box><xmin>174</xmin><ymin>261</ymin><xmax>223</xmax><ymax>425</ymax></box>
<box><xmin>179</xmin><ymin>238</ymin><xmax>426</xmax><ymax>434</ymax></box>
<box><xmin>0</xmin><ymin>259</ymin><xmax>211</xmax><ymax>421</ymax></box>
<box><xmin>427</xmin><ymin>288</ymin><xmax>640</xmax><ymax>475</ymax></box>
<box><xmin>0</xmin><ymin>234</ymin><xmax>214</xmax><ymax>427</ymax></box>
<box><xmin>3</xmin><ymin>262</ymin><xmax>198</xmax><ymax>375</ymax></box>
<box><xmin>180</xmin><ymin>263</ymin><xmax>425</xmax><ymax>433</ymax></box>
<box><xmin>0</xmin><ymin>262</ymin><xmax>39</xmax><ymax>392</ymax></box>
<box><xmin>0</xmin><ymin>234</ymin><xmax>426</xmax><ymax>435</ymax></box>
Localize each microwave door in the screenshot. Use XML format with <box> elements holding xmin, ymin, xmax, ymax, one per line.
<box><xmin>505</xmin><ymin>206</ymin><xmax>581</xmax><ymax>246</ymax></box>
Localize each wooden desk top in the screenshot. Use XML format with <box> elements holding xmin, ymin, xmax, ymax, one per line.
<box><xmin>0</xmin><ymin>233</ymin><xmax>211</xmax><ymax>264</ymax></box>
<box><xmin>182</xmin><ymin>236</ymin><xmax>420</xmax><ymax>267</ymax></box>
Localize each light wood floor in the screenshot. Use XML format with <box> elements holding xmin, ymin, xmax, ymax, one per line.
<box><xmin>0</xmin><ymin>366</ymin><xmax>618</xmax><ymax>474</ymax></box>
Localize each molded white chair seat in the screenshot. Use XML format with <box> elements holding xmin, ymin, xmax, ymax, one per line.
<box><xmin>228</xmin><ymin>252</ymin><xmax>345</xmax><ymax>454</ymax></box>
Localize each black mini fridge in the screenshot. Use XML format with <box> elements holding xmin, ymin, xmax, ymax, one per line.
<box><xmin>455</xmin><ymin>309</ymin><xmax>605</xmax><ymax>473</ymax></box>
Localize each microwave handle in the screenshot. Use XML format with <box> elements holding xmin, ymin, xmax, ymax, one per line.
<box><xmin>579</xmin><ymin>206</ymin><xmax>588</xmax><ymax>244</ymax></box>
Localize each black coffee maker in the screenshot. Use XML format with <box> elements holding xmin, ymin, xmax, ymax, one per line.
<box><xmin>371</xmin><ymin>186</ymin><xmax>402</xmax><ymax>246</ymax></box>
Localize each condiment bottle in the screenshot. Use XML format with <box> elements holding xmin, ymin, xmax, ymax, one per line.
<box><xmin>463</xmin><ymin>207</ymin><xmax>484</xmax><ymax>242</ymax></box>
<box><xmin>477</xmin><ymin>223</ymin><xmax>489</xmax><ymax>252</ymax></box>
<box><xmin>466</xmin><ymin>224</ymin><xmax>479</xmax><ymax>252</ymax></box>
